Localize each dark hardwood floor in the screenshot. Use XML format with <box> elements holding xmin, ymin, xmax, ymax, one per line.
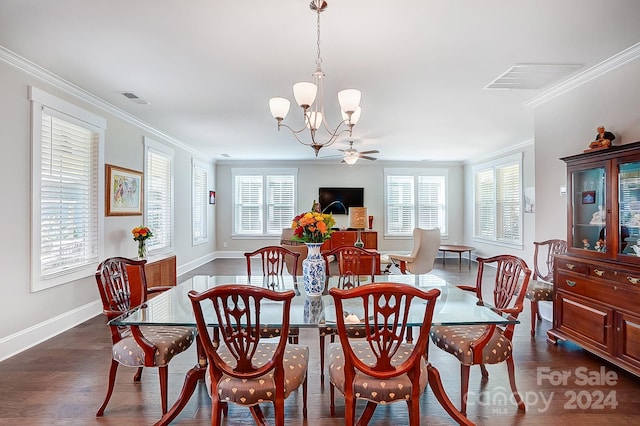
<box><xmin>1</xmin><ymin>258</ymin><xmax>640</xmax><ymax>425</ymax></box>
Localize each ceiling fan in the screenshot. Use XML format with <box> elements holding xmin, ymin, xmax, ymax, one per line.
<box><xmin>339</xmin><ymin>140</ymin><xmax>379</xmax><ymax>164</ymax></box>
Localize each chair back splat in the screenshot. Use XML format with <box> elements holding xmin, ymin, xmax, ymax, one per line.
<box><xmin>328</xmin><ymin>283</ymin><xmax>440</xmax><ymax>425</ymax></box>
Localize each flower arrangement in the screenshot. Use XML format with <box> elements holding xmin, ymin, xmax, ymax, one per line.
<box><xmin>291</xmin><ymin>211</ymin><xmax>335</xmax><ymax>244</ymax></box>
<box><xmin>132</xmin><ymin>226</ymin><xmax>153</xmax><ymax>259</ymax></box>
<box><xmin>132</xmin><ymin>226</ymin><xmax>153</xmax><ymax>241</ymax></box>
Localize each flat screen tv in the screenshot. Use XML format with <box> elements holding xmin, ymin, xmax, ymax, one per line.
<box><xmin>318</xmin><ymin>187</ymin><xmax>364</xmax><ymax>215</ymax></box>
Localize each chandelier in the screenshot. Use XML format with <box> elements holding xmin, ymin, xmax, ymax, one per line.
<box><xmin>268</xmin><ymin>0</ymin><xmax>362</xmax><ymax>157</ymax></box>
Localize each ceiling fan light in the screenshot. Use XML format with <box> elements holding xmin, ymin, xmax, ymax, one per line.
<box><xmin>337</xmin><ymin>89</ymin><xmax>361</xmax><ymax>113</ymax></box>
<box><xmin>269</xmin><ymin>97</ymin><xmax>290</xmax><ymax>119</ymax></box>
<box><xmin>342</xmin><ymin>106</ymin><xmax>361</xmax><ymax>125</ymax></box>
<box><xmin>344</xmin><ymin>152</ymin><xmax>359</xmax><ymax>165</ymax></box>
<box><xmin>293</xmin><ymin>82</ymin><xmax>317</xmax><ymax>108</ymax></box>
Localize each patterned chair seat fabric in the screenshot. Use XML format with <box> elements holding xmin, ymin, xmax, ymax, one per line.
<box><xmin>113</xmin><ymin>325</ymin><xmax>195</xmax><ymax>367</ymax></box>
<box><xmin>525</xmin><ymin>280</ymin><xmax>554</xmax><ymax>302</ymax></box>
<box><xmin>430</xmin><ymin>325</ymin><xmax>512</xmax><ymax>366</ymax></box>
<box><xmin>328</xmin><ymin>341</ymin><xmax>427</xmax><ymax>404</ymax></box>
<box><xmin>205</xmin><ymin>343</ymin><xmax>309</xmax><ymax>405</ymax></box>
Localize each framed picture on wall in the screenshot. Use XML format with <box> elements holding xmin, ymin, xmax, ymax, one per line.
<box><xmin>209</xmin><ymin>191</ymin><xmax>216</xmax><ymax>205</ymax></box>
<box><xmin>105</xmin><ymin>164</ymin><xmax>143</xmax><ymax>216</ymax></box>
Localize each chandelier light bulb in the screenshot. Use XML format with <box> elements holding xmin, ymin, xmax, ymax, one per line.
<box><xmin>293</xmin><ymin>82</ymin><xmax>318</xmax><ymax>108</ymax></box>
<box><xmin>269</xmin><ymin>97</ymin><xmax>290</xmax><ymax>120</ymax></box>
<box><xmin>342</xmin><ymin>106</ymin><xmax>361</xmax><ymax>125</ymax></box>
<box><xmin>337</xmin><ymin>89</ymin><xmax>361</xmax><ymax>113</ymax></box>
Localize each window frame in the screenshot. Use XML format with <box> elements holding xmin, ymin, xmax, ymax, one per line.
<box><xmin>383</xmin><ymin>168</ymin><xmax>448</xmax><ymax>238</ymax></box>
<box><xmin>472</xmin><ymin>152</ymin><xmax>523</xmax><ymax>247</ymax></box>
<box><xmin>232</xmin><ymin>168</ymin><xmax>298</xmax><ymax>238</ymax></box>
<box><xmin>144</xmin><ymin>137</ymin><xmax>175</xmax><ymax>254</ymax></box>
<box><xmin>30</xmin><ymin>86</ymin><xmax>105</xmax><ymax>292</ymax></box>
<box><xmin>191</xmin><ymin>158</ymin><xmax>209</xmax><ymax>246</ymax></box>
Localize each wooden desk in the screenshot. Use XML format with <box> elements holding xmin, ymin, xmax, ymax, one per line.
<box><xmin>438</xmin><ymin>245</ymin><xmax>474</xmax><ymax>270</ymax></box>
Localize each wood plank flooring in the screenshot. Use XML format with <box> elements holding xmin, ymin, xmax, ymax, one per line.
<box><xmin>1</xmin><ymin>259</ymin><xmax>640</xmax><ymax>425</ymax></box>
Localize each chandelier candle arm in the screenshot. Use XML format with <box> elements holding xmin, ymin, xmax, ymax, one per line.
<box><xmin>268</xmin><ymin>0</ymin><xmax>362</xmax><ymax>157</ymax></box>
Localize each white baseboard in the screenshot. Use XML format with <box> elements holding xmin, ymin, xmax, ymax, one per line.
<box><xmin>0</xmin><ymin>300</ymin><xmax>102</xmax><ymax>362</ymax></box>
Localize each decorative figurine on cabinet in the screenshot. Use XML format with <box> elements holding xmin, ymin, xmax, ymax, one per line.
<box><xmin>586</xmin><ymin>126</ymin><xmax>616</xmax><ymax>151</ymax></box>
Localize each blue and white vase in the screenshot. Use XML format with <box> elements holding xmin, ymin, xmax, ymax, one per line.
<box><xmin>304</xmin><ymin>296</ymin><xmax>324</xmax><ymax>324</ymax></box>
<box><xmin>302</xmin><ymin>242</ymin><xmax>325</xmax><ymax>296</ymax></box>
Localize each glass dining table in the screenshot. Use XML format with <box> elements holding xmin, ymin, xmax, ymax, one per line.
<box><xmin>112</xmin><ymin>274</ymin><xmax>516</xmax><ymax>426</ymax></box>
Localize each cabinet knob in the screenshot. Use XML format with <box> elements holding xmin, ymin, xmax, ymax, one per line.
<box><xmin>627</xmin><ymin>276</ymin><xmax>640</xmax><ymax>285</ymax></box>
<box><xmin>594</xmin><ymin>269</ymin><xmax>605</xmax><ymax>277</ymax></box>
<box><xmin>566</xmin><ymin>264</ymin><xmax>575</xmax><ymax>270</ymax></box>
<box><xmin>566</xmin><ymin>280</ymin><xmax>577</xmax><ymax>287</ymax></box>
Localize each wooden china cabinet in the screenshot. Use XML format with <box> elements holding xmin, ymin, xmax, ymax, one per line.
<box><xmin>549</xmin><ymin>141</ymin><xmax>640</xmax><ymax>376</ymax></box>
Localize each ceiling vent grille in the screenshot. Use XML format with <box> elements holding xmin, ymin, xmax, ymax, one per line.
<box><xmin>121</xmin><ymin>91</ymin><xmax>150</xmax><ymax>104</ymax></box>
<box><xmin>485</xmin><ymin>63</ymin><xmax>583</xmax><ymax>90</ymax></box>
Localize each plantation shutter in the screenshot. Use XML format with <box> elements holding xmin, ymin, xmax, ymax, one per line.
<box><xmin>192</xmin><ymin>160</ymin><xmax>208</xmax><ymax>244</ymax></box>
<box><xmin>386</xmin><ymin>175</ymin><xmax>415</xmax><ymax>234</ymax></box>
<box><xmin>474</xmin><ymin>169</ymin><xmax>495</xmax><ymax>239</ymax></box>
<box><xmin>417</xmin><ymin>176</ymin><xmax>445</xmax><ymax>232</ymax></box>
<box><xmin>496</xmin><ymin>163</ymin><xmax>521</xmax><ymax>241</ymax></box>
<box><xmin>235</xmin><ymin>175</ymin><xmax>263</xmax><ymax>234</ymax></box>
<box><xmin>40</xmin><ymin>110</ymin><xmax>99</xmax><ymax>277</ymax></box>
<box><xmin>146</xmin><ymin>147</ymin><xmax>173</xmax><ymax>251</ymax></box>
<box><xmin>266</xmin><ymin>175</ymin><xmax>295</xmax><ymax>234</ymax></box>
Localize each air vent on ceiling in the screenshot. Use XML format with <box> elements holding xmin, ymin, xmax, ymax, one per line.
<box><xmin>485</xmin><ymin>63</ymin><xmax>583</xmax><ymax>90</ymax></box>
<box><xmin>120</xmin><ymin>91</ymin><xmax>150</xmax><ymax>105</ymax></box>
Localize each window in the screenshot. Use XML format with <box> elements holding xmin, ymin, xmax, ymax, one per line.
<box><xmin>232</xmin><ymin>169</ymin><xmax>297</xmax><ymax>237</ymax></box>
<box><xmin>384</xmin><ymin>169</ymin><xmax>447</xmax><ymax>236</ymax></box>
<box><xmin>144</xmin><ymin>138</ymin><xmax>174</xmax><ymax>253</ymax></box>
<box><xmin>192</xmin><ymin>158</ymin><xmax>208</xmax><ymax>245</ymax></box>
<box><xmin>30</xmin><ymin>87</ymin><xmax>105</xmax><ymax>291</ymax></box>
<box><xmin>473</xmin><ymin>153</ymin><xmax>522</xmax><ymax>245</ymax></box>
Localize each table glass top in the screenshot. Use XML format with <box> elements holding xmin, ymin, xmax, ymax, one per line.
<box><xmin>110</xmin><ymin>274</ymin><xmax>516</xmax><ymax>328</ymax></box>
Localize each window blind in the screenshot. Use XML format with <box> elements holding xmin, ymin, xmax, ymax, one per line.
<box><xmin>40</xmin><ymin>112</ymin><xmax>99</xmax><ymax>277</ymax></box>
<box><xmin>192</xmin><ymin>160</ymin><xmax>208</xmax><ymax>244</ymax></box>
<box><xmin>146</xmin><ymin>147</ymin><xmax>173</xmax><ymax>251</ymax></box>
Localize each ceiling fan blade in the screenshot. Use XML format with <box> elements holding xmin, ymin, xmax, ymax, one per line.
<box><xmin>358</xmin><ymin>150</ymin><xmax>380</xmax><ymax>155</ymax></box>
<box><xmin>360</xmin><ymin>156</ymin><xmax>378</xmax><ymax>161</ymax></box>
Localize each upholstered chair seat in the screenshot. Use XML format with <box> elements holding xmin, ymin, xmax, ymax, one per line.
<box><xmin>525</xmin><ymin>281</ymin><xmax>554</xmax><ymax>303</ymax></box>
<box><xmin>205</xmin><ymin>343</ymin><xmax>309</xmax><ymax>404</ymax></box>
<box><xmin>430</xmin><ymin>325</ymin><xmax>512</xmax><ymax>366</ymax></box>
<box><xmin>328</xmin><ymin>341</ymin><xmax>428</xmax><ymax>403</ymax></box>
<box><xmin>113</xmin><ymin>326</ymin><xmax>195</xmax><ymax>367</ymax></box>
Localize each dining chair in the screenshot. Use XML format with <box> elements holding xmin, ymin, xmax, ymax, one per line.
<box><xmin>94</xmin><ymin>257</ymin><xmax>196</xmax><ymax>416</ymax></box>
<box><xmin>188</xmin><ymin>285</ymin><xmax>308</xmax><ymax>426</ymax></box>
<box><xmin>318</xmin><ymin>246</ymin><xmax>377</xmax><ymax>383</ymax></box>
<box><xmin>244</xmin><ymin>245</ymin><xmax>301</xmax><ymax>344</ymax></box>
<box><xmin>387</xmin><ymin>227</ymin><xmax>441</xmax><ymax>274</ymax></box>
<box><xmin>430</xmin><ymin>254</ymin><xmax>531</xmax><ymax>416</ymax></box>
<box><xmin>327</xmin><ymin>283</ymin><xmax>441</xmax><ymax>425</ymax></box>
<box><xmin>526</xmin><ymin>239</ymin><xmax>566</xmax><ymax>337</ymax></box>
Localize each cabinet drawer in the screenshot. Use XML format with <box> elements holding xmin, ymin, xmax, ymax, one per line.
<box><xmin>557</xmin><ymin>272</ymin><xmax>640</xmax><ymax>313</ymax></box>
<box><xmin>590</xmin><ymin>266</ymin><xmax>640</xmax><ymax>286</ymax></box>
<box><xmin>616</xmin><ymin>311</ymin><xmax>640</xmax><ymax>369</ymax></box>
<box><xmin>555</xmin><ymin>291</ymin><xmax>614</xmax><ymax>354</ymax></box>
<box><xmin>556</xmin><ymin>258</ymin><xmax>588</xmax><ymax>275</ymax></box>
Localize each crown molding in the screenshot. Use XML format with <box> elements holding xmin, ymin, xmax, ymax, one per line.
<box><xmin>0</xmin><ymin>46</ymin><xmax>209</xmax><ymax>160</ymax></box>
<box><xmin>525</xmin><ymin>42</ymin><xmax>640</xmax><ymax>109</ymax></box>
<box><xmin>464</xmin><ymin>139</ymin><xmax>533</xmax><ymax>166</ymax></box>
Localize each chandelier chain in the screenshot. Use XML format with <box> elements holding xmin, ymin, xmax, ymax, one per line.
<box><xmin>316</xmin><ymin>9</ymin><xmax>322</xmax><ymax>69</ymax></box>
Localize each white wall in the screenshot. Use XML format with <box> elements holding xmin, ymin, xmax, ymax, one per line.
<box><xmin>215</xmin><ymin>160</ymin><xmax>465</xmax><ymax>254</ymax></box>
<box><xmin>533</xmin><ymin>58</ymin><xmax>640</xmax><ymax>244</ymax></box>
<box><xmin>0</xmin><ymin>59</ymin><xmax>216</xmax><ymax>360</ymax></box>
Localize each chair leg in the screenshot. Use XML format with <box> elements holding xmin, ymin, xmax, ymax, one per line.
<box><xmin>274</xmin><ymin>395</ymin><xmax>285</xmax><ymax>426</ymax></box>
<box><xmin>530</xmin><ymin>300</ymin><xmax>539</xmax><ymax>337</ymax></box>
<box><xmin>506</xmin><ymin>356</ymin><xmax>526</xmax><ymax>412</ymax></box>
<box><xmin>133</xmin><ymin>366</ymin><xmax>143</xmax><ymax>382</ymax></box>
<box><xmin>461</xmin><ymin>364</ymin><xmax>470</xmax><ymax>416</ymax></box>
<box><xmin>159</xmin><ymin>365</ymin><xmax>169</xmax><ymax>414</ymax></box>
<box><xmin>330</xmin><ymin>382</ymin><xmax>335</xmax><ymax>416</ymax></box>
<box><xmin>406</xmin><ymin>398</ymin><xmax>420</xmax><ymax>426</ymax></box>
<box><xmin>406</xmin><ymin>327</ymin><xmax>413</xmax><ymax>344</ymax></box>
<box><xmin>302</xmin><ymin>373</ymin><xmax>308</xmax><ymax>418</ymax></box>
<box><xmin>211</xmin><ymin>395</ymin><xmax>223</xmax><ymax>426</ymax></box>
<box><xmin>320</xmin><ymin>334</ymin><xmax>326</xmax><ymax>383</ymax></box>
<box><xmin>359</xmin><ymin>401</ymin><xmax>377</xmax><ymax>425</ymax></box>
<box><xmin>96</xmin><ymin>359</ymin><xmax>119</xmax><ymax>416</ymax></box>
<box><xmin>480</xmin><ymin>364</ymin><xmax>489</xmax><ymax>382</ymax></box>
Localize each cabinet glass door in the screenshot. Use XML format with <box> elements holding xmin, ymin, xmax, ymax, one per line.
<box><xmin>619</xmin><ymin>161</ymin><xmax>640</xmax><ymax>257</ymax></box>
<box><xmin>572</xmin><ymin>167</ymin><xmax>606</xmax><ymax>252</ymax></box>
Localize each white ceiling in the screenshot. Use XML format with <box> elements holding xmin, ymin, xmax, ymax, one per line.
<box><xmin>1</xmin><ymin>0</ymin><xmax>639</xmax><ymax>163</ymax></box>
